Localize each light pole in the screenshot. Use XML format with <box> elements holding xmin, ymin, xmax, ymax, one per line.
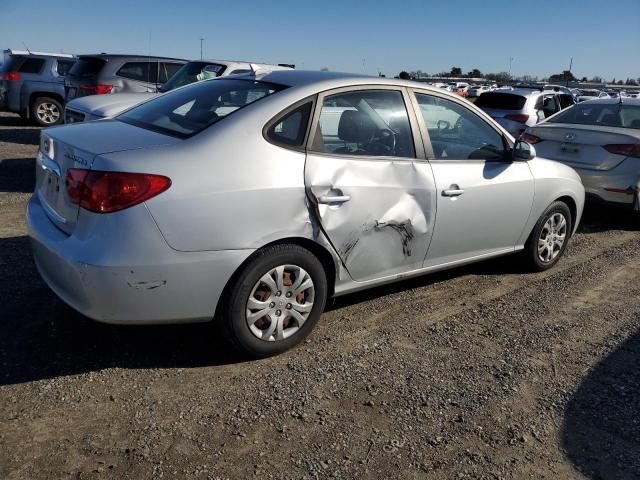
<box><xmin>199</xmin><ymin>38</ymin><xmax>204</xmax><ymax>60</ymax></box>
<box><xmin>508</xmin><ymin>57</ymin><xmax>514</xmax><ymax>78</ymax></box>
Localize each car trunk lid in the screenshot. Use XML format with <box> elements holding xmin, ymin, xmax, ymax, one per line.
<box><xmin>35</xmin><ymin>120</ymin><xmax>180</xmax><ymax>234</ymax></box>
<box><xmin>528</xmin><ymin>123</ymin><xmax>639</xmax><ymax>170</ymax></box>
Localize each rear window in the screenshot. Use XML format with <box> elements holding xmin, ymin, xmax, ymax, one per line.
<box><xmin>69</xmin><ymin>57</ymin><xmax>107</xmax><ymax>78</ymax></box>
<box><xmin>474</xmin><ymin>92</ymin><xmax>527</xmax><ymax>110</ymax></box>
<box><xmin>118</xmin><ymin>78</ymin><xmax>286</xmax><ymax>138</ymax></box>
<box><xmin>0</xmin><ymin>56</ymin><xmax>24</xmax><ymax>72</ymax></box>
<box><xmin>56</xmin><ymin>59</ymin><xmax>75</xmax><ymax>76</ymax></box>
<box><xmin>548</xmin><ymin>104</ymin><xmax>640</xmax><ymax>129</ymax></box>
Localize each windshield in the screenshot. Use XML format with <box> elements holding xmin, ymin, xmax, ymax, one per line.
<box><xmin>159</xmin><ymin>61</ymin><xmax>226</xmax><ymax>92</ymax></box>
<box><xmin>548</xmin><ymin>104</ymin><xmax>640</xmax><ymax>129</ymax></box>
<box><xmin>475</xmin><ymin>93</ymin><xmax>527</xmax><ymax>110</ymax></box>
<box><xmin>579</xmin><ymin>90</ymin><xmax>600</xmax><ymax>97</ymax></box>
<box><xmin>118</xmin><ymin>78</ymin><xmax>286</xmax><ymax>138</ymax></box>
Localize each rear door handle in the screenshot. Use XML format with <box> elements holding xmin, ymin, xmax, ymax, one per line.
<box><xmin>442</xmin><ymin>185</ymin><xmax>464</xmax><ymax>197</ymax></box>
<box><xmin>318</xmin><ymin>194</ymin><xmax>351</xmax><ymax>204</ymax></box>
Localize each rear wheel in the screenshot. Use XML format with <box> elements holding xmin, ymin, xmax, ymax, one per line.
<box><xmin>221</xmin><ymin>244</ymin><xmax>328</xmax><ymax>358</ymax></box>
<box><xmin>31</xmin><ymin>97</ymin><xmax>63</xmax><ymax>126</ymax></box>
<box><xmin>523</xmin><ymin>201</ymin><xmax>572</xmax><ymax>271</ymax></box>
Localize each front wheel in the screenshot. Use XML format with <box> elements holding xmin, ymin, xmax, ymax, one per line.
<box><xmin>221</xmin><ymin>244</ymin><xmax>328</xmax><ymax>358</ymax></box>
<box><xmin>31</xmin><ymin>96</ymin><xmax>63</xmax><ymax>126</ymax></box>
<box><xmin>523</xmin><ymin>201</ymin><xmax>572</xmax><ymax>271</ymax></box>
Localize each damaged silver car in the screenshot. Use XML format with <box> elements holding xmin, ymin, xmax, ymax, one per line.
<box><xmin>27</xmin><ymin>70</ymin><xmax>585</xmax><ymax>357</ymax></box>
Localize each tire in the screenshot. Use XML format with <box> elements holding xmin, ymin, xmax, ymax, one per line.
<box><xmin>220</xmin><ymin>244</ymin><xmax>328</xmax><ymax>358</ymax></box>
<box><xmin>523</xmin><ymin>201</ymin><xmax>572</xmax><ymax>272</ymax></box>
<box><xmin>31</xmin><ymin>96</ymin><xmax>63</xmax><ymax>127</ymax></box>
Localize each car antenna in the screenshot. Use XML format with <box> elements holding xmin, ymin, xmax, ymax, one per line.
<box><xmin>22</xmin><ymin>42</ymin><xmax>31</xmax><ymax>55</ymax></box>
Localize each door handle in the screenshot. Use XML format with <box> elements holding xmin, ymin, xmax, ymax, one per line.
<box><xmin>317</xmin><ymin>194</ymin><xmax>351</xmax><ymax>204</ymax></box>
<box><xmin>442</xmin><ymin>185</ymin><xmax>464</xmax><ymax>197</ymax></box>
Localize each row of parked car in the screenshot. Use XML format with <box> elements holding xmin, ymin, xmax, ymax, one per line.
<box><xmin>0</xmin><ymin>49</ymin><xmax>292</xmax><ymax>126</ymax></box>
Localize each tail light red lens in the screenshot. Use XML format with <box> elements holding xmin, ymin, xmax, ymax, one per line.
<box><xmin>79</xmin><ymin>83</ymin><xmax>113</xmax><ymax>95</ymax></box>
<box><xmin>603</xmin><ymin>144</ymin><xmax>640</xmax><ymax>159</ymax></box>
<box><xmin>520</xmin><ymin>133</ymin><xmax>542</xmax><ymax>144</ymax></box>
<box><xmin>505</xmin><ymin>114</ymin><xmax>530</xmax><ymax>123</ymax></box>
<box><xmin>2</xmin><ymin>71</ymin><xmax>20</xmax><ymax>82</ymax></box>
<box><xmin>66</xmin><ymin>169</ymin><xmax>171</xmax><ymax>213</ymax></box>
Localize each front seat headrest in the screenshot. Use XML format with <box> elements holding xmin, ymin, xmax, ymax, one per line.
<box><xmin>338</xmin><ymin>110</ymin><xmax>375</xmax><ymax>144</ymax></box>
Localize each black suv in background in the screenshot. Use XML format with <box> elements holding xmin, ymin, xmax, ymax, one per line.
<box><xmin>65</xmin><ymin>54</ymin><xmax>187</xmax><ymax>101</ymax></box>
<box><xmin>0</xmin><ymin>49</ymin><xmax>76</xmax><ymax>126</ymax></box>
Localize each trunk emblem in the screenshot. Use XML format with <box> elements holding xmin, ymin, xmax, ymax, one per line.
<box><xmin>565</xmin><ymin>133</ymin><xmax>576</xmax><ymax>141</ymax></box>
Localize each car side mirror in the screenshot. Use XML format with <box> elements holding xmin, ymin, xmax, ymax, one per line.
<box><xmin>513</xmin><ymin>140</ymin><xmax>536</xmax><ymax>161</ymax></box>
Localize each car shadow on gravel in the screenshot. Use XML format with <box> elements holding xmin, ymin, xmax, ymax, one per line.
<box><xmin>0</xmin><ymin>115</ymin><xmax>40</xmax><ymax>146</ymax></box>
<box><xmin>0</xmin><ymin>236</ymin><xmax>247</xmax><ymax>386</ymax></box>
<box><xmin>0</xmin><ymin>157</ymin><xmax>35</xmax><ymax>193</ymax></box>
<box><xmin>578</xmin><ymin>203</ymin><xmax>639</xmax><ymax>233</ymax></box>
<box><xmin>562</xmin><ymin>328</ymin><xmax>640</xmax><ymax>479</ymax></box>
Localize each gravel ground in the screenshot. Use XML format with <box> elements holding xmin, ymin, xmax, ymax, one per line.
<box><xmin>0</xmin><ymin>111</ymin><xmax>638</xmax><ymax>480</ymax></box>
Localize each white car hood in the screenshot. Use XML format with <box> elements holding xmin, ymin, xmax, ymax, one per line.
<box><xmin>66</xmin><ymin>93</ymin><xmax>158</xmax><ymax>118</ymax></box>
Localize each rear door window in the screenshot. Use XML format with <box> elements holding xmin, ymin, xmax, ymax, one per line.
<box><xmin>18</xmin><ymin>58</ymin><xmax>45</xmax><ymax>74</ymax></box>
<box><xmin>475</xmin><ymin>93</ymin><xmax>527</xmax><ymax>110</ymax></box>
<box><xmin>117</xmin><ymin>62</ymin><xmax>159</xmax><ymax>83</ymax></box>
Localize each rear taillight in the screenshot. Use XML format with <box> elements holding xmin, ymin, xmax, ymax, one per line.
<box><xmin>520</xmin><ymin>133</ymin><xmax>542</xmax><ymax>144</ymax></box>
<box><xmin>2</xmin><ymin>71</ymin><xmax>20</xmax><ymax>82</ymax></box>
<box><xmin>79</xmin><ymin>83</ymin><xmax>113</xmax><ymax>95</ymax></box>
<box><xmin>603</xmin><ymin>144</ymin><xmax>640</xmax><ymax>159</ymax></box>
<box><xmin>505</xmin><ymin>114</ymin><xmax>530</xmax><ymax>123</ymax></box>
<box><xmin>65</xmin><ymin>169</ymin><xmax>171</xmax><ymax>213</ymax></box>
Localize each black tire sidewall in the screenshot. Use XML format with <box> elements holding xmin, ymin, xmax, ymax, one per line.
<box><xmin>31</xmin><ymin>97</ymin><xmax>63</xmax><ymax>126</ymax></box>
<box><xmin>224</xmin><ymin>245</ymin><xmax>327</xmax><ymax>357</ymax></box>
<box><xmin>526</xmin><ymin>201</ymin><xmax>572</xmax><ymax>271</ymax></box>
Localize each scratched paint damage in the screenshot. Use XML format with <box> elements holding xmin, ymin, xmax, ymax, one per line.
<box><xmin>127</xmin><ymin>280</ymin><xmax>167</xmax><ymax>290</ymax></box>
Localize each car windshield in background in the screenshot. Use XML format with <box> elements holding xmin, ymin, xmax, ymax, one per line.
<box><xmin>474</xmin><ymin>92</ymin><xmax>527</xmax><ymax>110</ymax></box>
<box><xmin>548</xmin><ymin>104</ymin><xmax>640</xmax><ymax>129</ymax></box>
<box><xmin>68</xmin><ymin>57</ymin><xmax>106</xmax><ymax>78</ymax></box>
<box><xmin>118</xmin><ymin>78</ymin><xmax>286</xmax><ymax>138</ymax></box>
<box><xmin>579</xmin><ymin>90</ymin><xmax>599</xmax><ymax>96</ymax></box>
<box><xmin>159</xmin><ymin>62</ymin><xmax>226</xmax><ymax>92</ymax></box>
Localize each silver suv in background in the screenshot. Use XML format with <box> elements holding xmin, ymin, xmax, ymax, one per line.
<box><xmin>475</xmin><ymin>89</ymin><xmax>563</xmax><ymax>137</ymax></box>
<box><xmin>64</xmin><ymin>60</ymin><xmax>292</xmax><ymax>123</ymax></box>
<box><xmin>64</xmin><ymin>54</ymin><xmax>187</xmax><ymax>101</ymax></box>
<box><xmin>0</xmin><ymin>49</ymin><xmax>76</xmax><ymax>126</ymax></box>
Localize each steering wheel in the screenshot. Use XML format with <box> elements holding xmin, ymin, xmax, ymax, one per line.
<box><xmin>437</xmin><ymin>119</ymin><xmax>451</xmax><ymax>131</ymax></box>
<box><xmin>368</xmin><ymin>128</ymin><xmax>397</xmax><ymax>155</ymax></box>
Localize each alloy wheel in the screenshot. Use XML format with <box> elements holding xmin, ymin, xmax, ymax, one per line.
<box><xmin>36</xmin><ymin>102</ymin><xmax>60</xmax><ymax>125</ymax></box>
<box><xmin>537</xmin><ymin>213</ymin><xmax>567</xmax><ymax>263</ymax></box>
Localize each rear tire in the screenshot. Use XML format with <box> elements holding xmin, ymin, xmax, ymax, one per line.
<box><xmin>523</xmin><ymin>201</ymin><xmax>572</xmax><ymax>271</ymax></box>
<box><xmin>220</xmin><ymin>244</ymin><xmax>328</xmax><ymax>358</ymax></box>
<box><xmin>31</xmin><ymin>96</ymin><xmax>63</xmax><ymax>126</ymax></box>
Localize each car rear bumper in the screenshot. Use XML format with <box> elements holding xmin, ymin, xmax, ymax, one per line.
<box><xmin>27</xmin><ymin>194</ymin><xmax>254</xmax><ymax>324</ymax></box>
<box><xmin>574</xmin><ymin>159</ymin><xmax>640</xmax><ymax>209</ymax></box>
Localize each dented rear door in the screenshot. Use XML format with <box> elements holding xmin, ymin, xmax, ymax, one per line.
<box><xmin>305</xmin><ymin>86</ymin><xmax>436</xmax><ymax>282</ymax></box>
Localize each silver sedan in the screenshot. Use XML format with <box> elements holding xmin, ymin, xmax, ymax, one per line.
<box><xmin>27</xmin><ymin>71</ymin><xmax>585</xmax><ymax>357</ymax></box>
<box><xmin>523</xmin><ymin>98</ymin><xmax>640</xmax><ymax>209</ymax></box>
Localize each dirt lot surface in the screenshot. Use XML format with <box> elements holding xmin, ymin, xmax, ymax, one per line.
<box><xmin>0</xmin><ymin>111</ymin><xmax>639</xmax><ymax>479</ymax></box>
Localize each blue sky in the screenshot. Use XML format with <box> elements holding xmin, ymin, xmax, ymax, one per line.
<box><xmin>1</xmin><ymin>0</ymin><xmax>638</xmax><ymax>80</ymax></box>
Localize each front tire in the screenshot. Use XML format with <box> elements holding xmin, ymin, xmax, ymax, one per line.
<box><xmin>221</xmin><ymin>244</ymin><xmax>328</xmax><ymax>358</ymax></box>
<box><xmin>523</xmin><ymin>201</ymin><xmax>572</xmax><ymax>271</ymax></box>
<box><xmin>31</xmin><ymin>97</ymin><xmax>63</xmax><ymax>126</ymax></box>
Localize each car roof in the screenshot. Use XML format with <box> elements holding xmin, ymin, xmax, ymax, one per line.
<box><xmin>230</xmin><ymin>69</ymin><xmax>453</xmax><ymax>93</ymax></box>
<box><xmin>483</xmin><ymin>88</ymin><xmax>543</xmax><ymax>97</ymax></box>
<box><xmin>4</xmin><ymin>48</ymin><xmax>74</xmax><ymax>59</ymax></box>
<box><xmin>78</xmin><ymin>54</ymin><xmax>187</xmax><ymax>61</ymax></box>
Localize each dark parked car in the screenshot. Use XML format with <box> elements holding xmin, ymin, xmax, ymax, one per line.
<box><xmin>64</xmin><ymin>54</ymin><xmax>187</xmax><ymax>101</ymax></box>
<box><xmin>0</xmin><ymin>49</ymin><xmax>76</xmax><ymax>126</ymax></box>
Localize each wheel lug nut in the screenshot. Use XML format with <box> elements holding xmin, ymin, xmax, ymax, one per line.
<box><xmin>275</xmin><ymin>310</ymin><xmax>282</xmax><ymax>316</ymax></box>
<box><xmin>286</xmin><ymin>303</ymin><xmax>292</xmax><ymax>309</ymax></box>
<box><xmin>276</xmin><ymin>291</ymin><xmax>281</xmax><ymax>297</ymax></box>
<box><xmin>286</xmin><ymin>292</ymin><xmax>292</xmax><ymax>298</ymax></box>
<box><xmin>269</xmin><ymin>302</ymin><xmax>275</xmax><ymax>308</ymax></box>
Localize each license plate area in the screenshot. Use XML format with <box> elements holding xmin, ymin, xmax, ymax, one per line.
<box><xmin>44</xmin><ymin>169</ymin><xmax>63</xmax><ymax>208</ymax></box>
<box><xmin>560</xmin><ymin>142</ymin><xmax>580</xmax><ymax>154</ymax></box>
